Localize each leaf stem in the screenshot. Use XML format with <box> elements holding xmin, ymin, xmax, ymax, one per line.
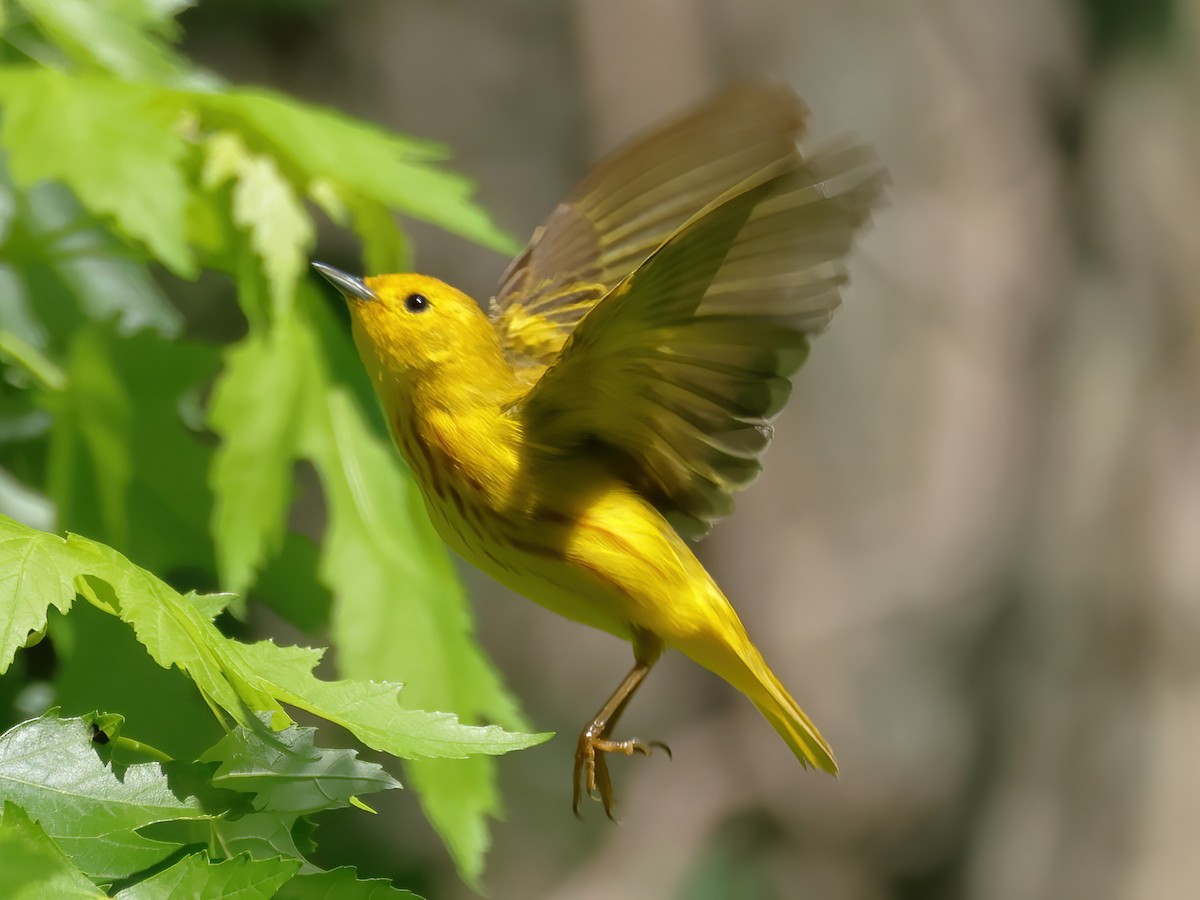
<box><xmin>112</xmin><ymin>736</ymin><xmax>174</xmax><ymax>764</ymax></box>
<box><xmin>0</xmin><ymin>331</ymin><xmax>66</xmax><ymax>392</ymax></box>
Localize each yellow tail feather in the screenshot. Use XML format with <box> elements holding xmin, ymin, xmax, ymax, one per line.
<box><xmin>748</xmin><ymin>662</ymin><xmax>838</xmax><ymax>774</ymax></box>
<box><xmin>676</xmin><ymin>618</ymin><xmax>837</xmax><ymax>774</ymax></box>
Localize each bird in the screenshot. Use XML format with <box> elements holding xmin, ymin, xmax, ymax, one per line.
<box><xmin>314</xmin><ymin>83</ymin><xmax>881</xmax><ymax>817</ymax></box>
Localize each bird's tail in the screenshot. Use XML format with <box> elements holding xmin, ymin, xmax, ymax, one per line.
<box><xmin>746</xmin><ymin>655</ymin><xmax>837</xmax><ymax>774</ymax></box>
<box><xmin>679</xmin><ymin>614</ymin><xmax>837</xmax><ymax>774</ymax></box>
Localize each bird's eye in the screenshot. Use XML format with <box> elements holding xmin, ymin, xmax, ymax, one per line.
<box><xmin>404</xmin><ymin>293</ymin><xmax>430</xmax><ymax>313</ymax></box>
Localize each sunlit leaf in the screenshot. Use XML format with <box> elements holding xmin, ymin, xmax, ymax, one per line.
<box><xmin>0</xmin><ymin>514</ymin><xmax>551</xmax><ymax>760</ymax></box>
<box><xmin>193</xmin><ymin>89</ymin><xmax>516</xmax><ymax>254</ymax></box>
<box><xmin>0</xmin><ymin>802</ymin><xmax>104</xmax><ymax>900</ymax></box>
<box><xmin>207</xmin><ymin>319</ymin><xmax>312</xmax><ymax>594</ymax></box>
<box><xmin>346</xmin><ymin>196</ymin><xmax>410</xmax><ymax>274</ymax></box>
<box><xmin>16</xmin><ymin>0</ymin><xmax>191</xmax><ymax>84</ymax></box>
<box><xmin>0</xmin><ymin>523</ymin><xmax>73</xmax><ymax>674</ymax></box>
<box><xmin>0</xmin><ymin>68</ymin><xmax>194</xmax><ymax>275</ymax></box>
<box><xmin>202</xmin><ymin>131</ymin><xmax>313</xmax><ymax>317</ymax></box>
<box><xmin>53</xmin><ymin>600</ymin><xmax>221</xmax><ymax>762</ymax></box>
<box><xmin>226</xmin><ymin>640</ymin><xmax>548</xmax><ymax>760</ymax></box>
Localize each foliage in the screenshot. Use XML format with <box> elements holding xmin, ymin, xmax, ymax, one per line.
<box><xmin>0</xmin><ymin>712</ymin><xmax>418</xmax><ymax>897</ymax></box>
<box><xmin>0</xmin><ymin>0</ymin><xmax>539</xmax><ymax>893</ymax></box>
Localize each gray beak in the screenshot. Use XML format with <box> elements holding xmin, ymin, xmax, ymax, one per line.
<box><xmin>312</xmin><ymin>262</ymin><xmax>376</xmax><ymax>302</ymax></box>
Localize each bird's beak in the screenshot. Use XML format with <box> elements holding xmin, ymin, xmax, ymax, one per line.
<box><xmin>312</xmin><ymin>262</ymin><xmax>377</xmax><ymax>302</ymax></box>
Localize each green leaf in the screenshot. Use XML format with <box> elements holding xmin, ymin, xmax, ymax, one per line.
<box><xmin>202</xmin><ymin>131</ymin><xmax>313</xmax><ymax>317</ymax></box>
<box><xmin>115</xmin><ymin>852</ymin><xmax>301</xmax><ymax>900</ymax></box>
<box><xmin>44</xmin><ymin>326</ymin><xmax>132</xmax><ymax>544</ymax></box>
<box><xmin>0</xmin><ymin>514</ymin><xmax>550</xmax><ymax>760</ymax></box>
<box><xmin>16</xmin><ymin>0</ymin><xmax>191</xmax><ymax>84</ymax></box>
<box><xmin>346</xmin><ymin>196</ymin><xmax>410</xmax><ymax>274</ymax></box>
<box><xmin>0</xmin><ymin>68</ymin><xmax>195</xmax><ymax>275</ymax></box>
<box><xmin>347</xmin><ymin>155</ymin><xmax>517</xmax><ymax>257</ymax></box>
<box><xmin>0</xmin><ymin>802</ymin><xmax>104</xmax><ymax>900</ymax></box>
<box><xmin>276</xmin><ymin>867</ymin><xmax>421</xmax><ymax>900</ymax></box>
<box><xmin>302</xmin><ymin>356</ymin><xmax>529</xmax><ymax>885</ymax></box>
<box><xmin>194</xmin><ymin>88</ymin><xmax>444</xmax><ymax>167</ymax></box>
<box><xmin>0</xmin><ymin>522</ymin><xmax>74</xmax><ymax>674</ymax></box>
<box><xmin>403</xmin><ymin>758</ymin><xmax>497</xmax><ymax>890</ymax></box>
<box><xmin>1</xmin><ymin>178</ymin><xmax>182</xmax><ymax>341</ymax></box>
<box><xmin>252</xmin><ymin>531</ymin><xmax>332</xmax><ymax>635</ymax></box>
<box><xmin>23</xmin><ymin>181</ymin><xmax>183</xmax><ymax>340</ymax></box>
<box><xmin>101</xmin><ymin>332</ymin><xmax>220</xmax><ymax>579</ymax></box>
<box><xmin>0</xmin><ymin>714</ymin><xmax>206</xmax><ymax>880</ymax></box>
<box><xmin>193</xmin><ymin>89</ymin><xmax>516</xmax><ymax>254</ymax></box>
<box><xmin>207</xmin><ymin>320</ymin><xmax>312</xmax><ymax>594</ymax></box>
<box><xmin>53</xmin><ymin>600</ymin><xmax>222</xmax><ymax>762</ymax></box>
<box><xmin>225</xmin><ymin>640</ymin><xmax>548</xmax><ymax>760</ymax></box>
<box><xmin>200</xmin><ymin>716</ymin><xmax>401</xmax><ymax>816</ymax></box>
<box><xmin>203</xmin><ymin>811</ymin><xmax>312</xmax><ymax>864</ymax></box>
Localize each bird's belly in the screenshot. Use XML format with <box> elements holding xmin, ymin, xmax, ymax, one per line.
<box><xmin>419</xmin><ymin>477</ymin><xmax>728</xmax><ymax>648</ymax></box>
<box><xmin>420</xmin><ymin>485</ymin><xmax>637</xmax><ymax>641</ymax></box>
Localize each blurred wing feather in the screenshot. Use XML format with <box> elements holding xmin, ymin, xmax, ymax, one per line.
<box><xmin>491</xmin><ymin>84</ymin><xmax>810</xmax><ymax>380</ymax></box>
<box><xmin>513</xmin><ymin>140</ymin><xmax>882</xmax><ymax>536</ymax></box>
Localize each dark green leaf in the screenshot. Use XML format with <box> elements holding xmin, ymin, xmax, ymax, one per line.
<box><xmin>252</xmin><ymin>531</ymin><xmax>331</xmax><ymax>635</ymax></box>
<box><xmin>52</xmin><ymin>600</ymin><xmax>222</xmax><ymax>762</ymax></box>
<box><xmin>115</xmin><ymin>851</ymin><xmax>300</xmax><ymax>900</ymax></box>
<box><xmin>22</xmin><ymin>181</ymin><xmax>183</xmax><ymax>337</ymax></box>
<box><xmin>44</xmin><ymin>326</ymin><xmax>132</xmax><ymax>545</ymax></box>
<box><xmin>204</xmin><ymin>811</ymin><xmax>311</xmax><ymax>864</ymax></box>
<box><xmin>0</xmin><ymin>714</ymin><xmax>205</xmax><ymax>880</ymax></box>
<box><xmin>276</xmin><ymin>866</ymin><xmax>421</xmax><ymax>900</ymax></box>
<box><xmin>201</xmin><ymin>717</ymin><xmax>401</xmax><ymax>816</ymax></box>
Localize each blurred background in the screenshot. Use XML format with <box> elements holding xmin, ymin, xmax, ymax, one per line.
<box><xmin>175</xmin><ymin>0</ymin><xmax>1198</xmax><ymax>897</ymax></box>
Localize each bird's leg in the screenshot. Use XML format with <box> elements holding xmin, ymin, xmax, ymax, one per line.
<box><xmin>573</xmin><ymin>636</ymin><xmax>670</xmax><ymax>820</ymax></box>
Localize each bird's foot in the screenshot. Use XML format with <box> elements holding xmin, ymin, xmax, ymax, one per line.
<box><xmin>572</xmin><ymin>729</ymin><xmax>672</xmax><ymax>820</ymax></box>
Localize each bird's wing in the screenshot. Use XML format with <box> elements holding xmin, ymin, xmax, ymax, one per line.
<box><xmin>490</xmin><ymin>84</ymin><xmax>809</xmax><ymax>382</ymax></box>
<box><xmin>510</xmin><ymin>142</ymin><xmax>882</xmax><ymax>538</ymax></box>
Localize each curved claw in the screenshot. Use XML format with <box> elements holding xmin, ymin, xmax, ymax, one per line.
<box><xmin>571</xmin><ymin>655</ymin><xmax>664</xmax><ymax>820</ymax></box>
<box><xmin>574</xmin><ymin>731</ymin><xmax>670</xmax><ymax>820</ymax></box>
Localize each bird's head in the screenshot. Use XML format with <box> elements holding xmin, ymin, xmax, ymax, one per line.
<box><xmin>313</xmin><ymin>263</ymin><xmax>507</xmax><ymax>399</ymax></box>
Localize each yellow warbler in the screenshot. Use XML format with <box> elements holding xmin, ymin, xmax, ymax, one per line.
<box><xmin>314</xmin><ymin>84</ymin><xmax>880</xmax><ymax>817</ymax></box>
